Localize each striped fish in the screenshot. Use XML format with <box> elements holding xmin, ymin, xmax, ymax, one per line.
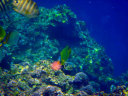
<box><xmin>0</xmin><ymin>0</ymin><xmax>10</xmax><ymax>12</ymax></box>
<box><xmin>12</xmin><ymin>0</ymin><xmax>39</xmax><ymax>18</ymax></box>
<box><xmin>0</xmin><ymin>0</ymin><xmax>12</xmax><ymax>19</ymax></box>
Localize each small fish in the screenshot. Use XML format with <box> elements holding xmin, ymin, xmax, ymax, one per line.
<box><xmin>12</xmin><ymin>0</ymin><xmax>39</xmax><ymax>18</ymax></box>
<box><xmin>0</xmin><ymin>26</ymin><xmax>6</xmax><ymax>42</ymax></box>
<box><xmin>0</xmin><ymin>43</ymin><xmax>2</xmax><ymax>47</ymax></box>
<box><xmin>0</xmin><ymin>26</ymin><xmax>19</xmax><ymax>47</ymax></box>
<box><xmin>6</xmin><ymin>31</ymin><xmax>19</xmax><ymax>46</ymax></box>
<box><xmin>51</xmin><ymin>61</ymin><xmax>62</xmax><ymax>71</ymax></box>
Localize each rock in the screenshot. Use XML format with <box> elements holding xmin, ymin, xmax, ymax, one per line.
<box><xmin>75</xmin><ymin>91</ymin><xmax>88</xmax><ymax>96</ymax></box>
<box><xmin>72</xmin><ymin>72</ymin><xmax>89</xmax><ymax>88</ymax></box>
<box><xmin>80</xmin><ymin>85</ymin><xmax>94</xmax><ymax>95</ymax></box>
<box><xmin>7</xmin><ymin>80</ymin><xmax>18</xmax><ymax>87</ymax></box>
<box><xmin>32</xmin><ymin>86</ymin><xmax>63</xmax><ymax>96</ymax></box>
<box><xmin>89</xmin><ymin>81</ymin><xmax>100</xmax><ymax>92</ymax></box>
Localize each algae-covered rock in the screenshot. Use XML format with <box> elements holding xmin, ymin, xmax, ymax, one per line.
<box><xmin>72</xmin><ymin>72</ymin><xmax>89</xmax><ymax>88</ymax></box>
<box><xmin>80</xmin><ymin>85</ymin><xmax>94</xmax><ymax>95</ymax></box>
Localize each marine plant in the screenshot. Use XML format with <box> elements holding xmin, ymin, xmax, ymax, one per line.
<box><xmin>60</xmin><ymin>46</ymin><xmax>71</xmax><ymax>65</ymax></box>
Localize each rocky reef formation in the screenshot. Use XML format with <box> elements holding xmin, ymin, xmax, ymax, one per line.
<box><xmin>0</xmin><ymin>61</ymin><xmax>127</xmax><ymax>95</ymax></box>
<box><xmin>0</xmin><ymin>4</ymin><xmax>127</xmax><ymax>95</ymax></box>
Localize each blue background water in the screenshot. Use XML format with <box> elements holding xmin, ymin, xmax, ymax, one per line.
<box><xmin>35</xmin><ymin>0</ymin><xmax>128</xmax><ymax>76</ymax></box>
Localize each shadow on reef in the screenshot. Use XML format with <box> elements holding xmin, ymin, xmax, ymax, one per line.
<box><xmin>48</xmin><ymin>21</ymin><xmax>82</xmax><ymax>46</ymax></box>
<box><xmin>0</xmin><ymin>55</ymin><xmax>12</xmax><ymax>70</ymax></box>
<box><xmin>45</xmin><ymin>5</ymin><xmax>84</xmax><ymax>47</ymax></box>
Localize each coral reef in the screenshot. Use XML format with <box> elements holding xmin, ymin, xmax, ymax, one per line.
<box><xmin>0</xmin><ymin>4</ymin><xmax>127</xmax><ymax>95</ymax></box>
<box><xmin>0</xmin><ymin>60</ymin><xmax>74</xmax><ymax>95</ymax></box>
<box><xmin>0</xmin><ymin>61</ymin><xmax>127</xmax><ymax>95</ymax></box>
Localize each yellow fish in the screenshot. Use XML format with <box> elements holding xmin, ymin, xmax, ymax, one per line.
<box><xmin>0</xmin><ymin>25</ymin><xmax>19</xmax><ymax>47</ymax></box>
<box><xmin>0</xmin><ymin>0</ymin><xmax>39</xmax><ymax>18</ymax></box>
<box><xmin>0</xmin><ymin>43</ymin><xmax>2</xmax><ymax>47</ymax></box>
<box><xmin>12</xmin><ymin>0</ymin><xmax>39</xmax><ymax>18</ymax></box>
<box><xmin>0</xmin><ymin>26</ymin><xmax>6</xmax><ymax>42</ymax></box>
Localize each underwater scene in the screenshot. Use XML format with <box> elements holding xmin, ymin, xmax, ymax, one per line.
<box><xmin>0</xmin><ymin>0</ymin><xmax>128</xmax><ymax>95</ymax></box>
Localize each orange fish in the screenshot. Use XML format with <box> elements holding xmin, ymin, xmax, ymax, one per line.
<box><xmin>51</xmin><ymin>61</ymin><xmax>62</xmax><ymax>71</ymax></box>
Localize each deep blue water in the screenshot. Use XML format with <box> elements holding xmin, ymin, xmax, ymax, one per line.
<box><xmin>35</xmin><ymin>0</ymin><xmax>128</xmax><ymax>76</ymax></box>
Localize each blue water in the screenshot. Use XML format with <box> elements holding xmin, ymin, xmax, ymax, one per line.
<box><xmin>35</xmin><ymin>0</ymin><xmax>128</xmax><ymax>76</ymax></box>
